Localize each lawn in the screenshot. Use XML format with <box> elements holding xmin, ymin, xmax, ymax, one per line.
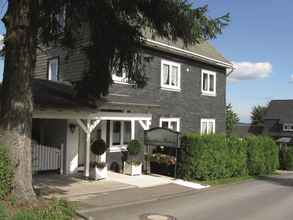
<box><xmin>0</xmin><ymin>198</ymin><xmax>76</xmax><ymax>220</ymax></box>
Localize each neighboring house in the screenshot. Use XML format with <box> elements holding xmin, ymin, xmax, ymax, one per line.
<box><xmin>232</xmin><ymin>123</ymin><xmax>252</xmax><ymax>138</ymax></box>
<box><xmin>30</xmin><ymin>33</ymin><xmax>232</xmax><ymax>176</ymax></box>
<box><xmin>263</xmin><ymin>100</ymin><xmax>293</xmax><ymax>144</ymax></box>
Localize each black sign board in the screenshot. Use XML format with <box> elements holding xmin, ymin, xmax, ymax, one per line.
<box><xmin>144</xmin><ymin>127</ymin><xmax>181</xmax><ymax>148</ymax></box>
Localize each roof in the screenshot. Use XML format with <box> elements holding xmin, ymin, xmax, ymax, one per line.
<box><xmin>276</xmin><ymin>137</ymin><xmax>293</xmax><ymax>144</ymax></box>
<box><xmin>232</xmin><ymin>123</ymin><xmax>251</xmax><ymax>137</ymax></box>
<box><xmin>143</xmin><ymin>31</ymin><xmax>232</xmax><ymax>68</ymax></box>
<box><xmin>32</xmin><ymin>79</ymin><xmax>95</xmax><ymax>110</ymax></box>
<box><xmin>264</xmin><ymin>100</ymin><xmax>293</xmax><ymax>123</ymax></box>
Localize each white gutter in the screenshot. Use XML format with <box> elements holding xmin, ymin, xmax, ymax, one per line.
<box><xmin>145</xmin><ymin>38</ymin><xmax>233</xmax><ymax>69</ymax></box>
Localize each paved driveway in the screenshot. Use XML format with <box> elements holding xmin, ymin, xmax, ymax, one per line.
<box><xmin>84</xmin><ymin>173</ymin><xmax>293</xmax><ymax>220</ymax></box>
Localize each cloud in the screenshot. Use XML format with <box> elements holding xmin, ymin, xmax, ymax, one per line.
<box><xmin>228</xmin><ymin>61</ymin><xmax>272</xmax><ymax>82</ymax></box>
<box><xmin>289</xmin><ymin>74</ymin><xmax>293</xmax><ymax>83</ymax></box>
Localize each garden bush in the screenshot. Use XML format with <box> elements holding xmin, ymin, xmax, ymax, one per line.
<box><xmin>0</xmin><ymin>145</ymin><xmax>13</xmax><ymax>199</ymax></box>
<box><xmin>178</xmin><ymin>134</ymin><xmax>278</xmax><ymax>181</ymax></box>
<box><xmin>279</xmin><ymin>145</ymin><xmax>293</xmax><ymax>170</ymax></box>
<box><xmin>246</xmin><ymin>136</ymin><xmax>278</xmax><ymax>176</ymax></box>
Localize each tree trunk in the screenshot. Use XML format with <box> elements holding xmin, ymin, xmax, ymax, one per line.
<box><xmin>0</xmin><ymin>0</ymin><xmax>38</xmax><ymax>203</ymax></box>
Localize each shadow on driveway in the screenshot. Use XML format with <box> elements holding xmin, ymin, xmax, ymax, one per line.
<box><xmin>256</xmin><ymin>173</ymin><xmax>293</xmax><ymax>187</ymax></box>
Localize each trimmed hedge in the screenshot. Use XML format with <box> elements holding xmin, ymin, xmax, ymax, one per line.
<box><xmin>0</xmin><ymin>145</ymin><xmax>13</xmax><ymax>199</ymax></box>
<box><xmin>178</xmin><ymin>134</ymin><xmax>278</xmax><ymax>181</ymax></box>
<box><xmin>280</xmin><ymin>145</ymin><xmax>293</xmax><ymax>170</ymax></box>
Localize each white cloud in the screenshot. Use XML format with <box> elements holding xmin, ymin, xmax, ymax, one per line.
<box><xmin>289</xmin><ymin>74</ymin><xmax>293</xmax><ymax>83</ymax></box>
<box><xmin>228</xmin><ymin>61</ymin><xmax>272</xmax><ymax>82</ymax></box>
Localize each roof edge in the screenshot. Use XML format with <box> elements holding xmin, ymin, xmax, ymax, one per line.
<box><xmin>144</xmin><ymin>38</ymin><xmax>233</xmax><ymax>69</ymax></box>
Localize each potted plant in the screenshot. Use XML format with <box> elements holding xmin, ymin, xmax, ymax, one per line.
<box><xmin>124</xmin><ymin>139</ymin><xmax>143</xmax><ymax>176</ymax></box>
<box><xmin>90</xmin><ymin>139</ymin><xmax>108</xmax><ymax>180</ymax></box>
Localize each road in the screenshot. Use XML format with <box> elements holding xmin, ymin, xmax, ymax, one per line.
<box><xmin>84</xmin><ymin>173</ymin><xmax>293</xmax><ymax>220</ymax></box>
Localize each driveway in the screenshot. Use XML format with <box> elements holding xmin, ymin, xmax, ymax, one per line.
<box><xmin>82</xmin><ymin>173</ymin><xmax>293</xmax><ymax>220</ymax></box>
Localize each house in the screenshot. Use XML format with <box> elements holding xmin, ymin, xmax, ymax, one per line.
<box><xmin>30</xmin><ymin>32</ymin><xmax>233</xmax><ymax>177</ymax></box>
<box><xmin>263</xmin><ymin>100</ymin><xmax>293</xmax><ymax>144</ymax></box>
<box><xmin>232</xmin><ymin>123</ymin><xmax>252</xmax><ymax>138</ymax></box>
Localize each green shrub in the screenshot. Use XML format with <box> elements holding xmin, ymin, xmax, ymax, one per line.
<box><xmin>246</xmin><ymin>136</ymin><xmax>278</xmax><ymax>176</ymax></box>
<box><xmin>280</xmin><ymin>145</ymin><xmax>293</xmax><ymax>170</ymax></box>
<box><xmin>91</xmin><ymin>139</ymin><xmax>107</xmax><ymax>156</ymax></box>
<box><xmin>178</xmin><ymin>134</ymin><xmax>278</xmax><ymax>181</ymax></box>
<box><xmin>127</xmin><ymin>140</ymin><xmax>142</xmax><ymax>156</ymax></box>
<box><xmin>0</xmin><ymin>145</ymin><xmax>13</xmax><ymax>199</ymax></box>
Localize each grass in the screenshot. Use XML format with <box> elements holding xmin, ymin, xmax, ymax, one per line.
<box><xmin>197</xmin><ymin>175</ymin><xmax>256</xmax><ymax>186</ymax></box>
<box><xmin>0</xmin><ymin>198</ymin><xmax>76</xmax><ymax>220</ymax></box>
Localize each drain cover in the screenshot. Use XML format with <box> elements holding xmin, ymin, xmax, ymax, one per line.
<box><xmin>140</xmin><ymin>213</ymin><xmax>177</xmax><ymax>220</ymax></box>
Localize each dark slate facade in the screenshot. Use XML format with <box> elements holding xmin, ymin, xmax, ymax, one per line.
<box><xmin>263</xmin><ymin>100</ymin><xmax>293</xmax><ymax>139</ymax></box>
<box><xmin>33</xmin><ymin>46</ymin><xmax>227</xmax><ymax>134</ymax></box>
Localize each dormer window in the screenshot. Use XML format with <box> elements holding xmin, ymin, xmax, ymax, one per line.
<box><xmin>48</xmin><ymin>58</ymin><xmax>59</xmax><ymax>81</ymax></box>
<box><xmin>283</xmin><ymin>123</ymin><xmax>293</xmax><ymax>131</ymax></box>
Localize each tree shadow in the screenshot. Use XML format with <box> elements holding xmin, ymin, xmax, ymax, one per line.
<box><xmin>256</xmin><ymin>175</ymin><xmax>293</xmax><ymax>187</ymax></box>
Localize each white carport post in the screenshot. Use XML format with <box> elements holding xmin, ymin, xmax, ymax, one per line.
<box><xmin>131</xmin><ymin>120</ymin><xmax>135</xmax><ymax>140</ymax></box>
<box><xmin>76</xmin><ymin>119</ymin><xmax>101</xmax><ymax>178</ymax></box>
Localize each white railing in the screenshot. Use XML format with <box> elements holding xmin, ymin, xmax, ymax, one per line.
<box><xmin>32</xmin><ymin>143</ymin><xmax>63</xmax><ymax>173</ymax></box>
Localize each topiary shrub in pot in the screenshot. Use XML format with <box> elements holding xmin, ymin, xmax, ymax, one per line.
<box><xmin>124</xmin><ymin>140</ymin><xmax>143</xmax><ymax>176</ymax></box>
<box><xmin>90</xmin><ymin>139</ymin><xmax>108</xmax><ymax>180</ymax></box>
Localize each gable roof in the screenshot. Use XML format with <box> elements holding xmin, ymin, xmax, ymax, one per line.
<box><xmin>143</xmin><ymin>32</ymin><xmax>232</xmax><ymax>68</ymax></box>
<box><xmin>264</xmin><ymin>100</ymin><xmax>293</xmax><ymax>123</ymax></box>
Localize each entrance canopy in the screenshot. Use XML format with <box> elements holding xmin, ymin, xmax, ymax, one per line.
<box><xmin>144</xmin><ymin>127</ymin><xmax>181</xmax><ymax>148</ymax></box>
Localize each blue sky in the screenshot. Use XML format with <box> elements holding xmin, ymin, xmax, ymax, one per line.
<box><xmin>0</xmin><ymin>1</ymin><xmax>293</xmax><ymax>122</ymax></box>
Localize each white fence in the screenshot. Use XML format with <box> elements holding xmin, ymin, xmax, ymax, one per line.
<box><xmin>32</xmin><ymin>143</ymin><xmax>63</xmax><ymax>173</ymax></box>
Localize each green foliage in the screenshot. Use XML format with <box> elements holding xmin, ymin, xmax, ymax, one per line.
<box><xmin>226</xmin><ymin>103</ymin><xmax>240</xmax><ymax>135</ymax></box>
<box><xmin>1</xmin><ymin>199</ymin><xmax>75</xmax><ymax>220</ymax></box>
<box><xmin>178</xmin><ymin>134</ymin><xmax>278</xmax><ymax>181</ymax></box>
<box><xmin>0</xmin><ymin>145</ymin><xmax>13</xmax><ymax>199</ymax></box>
<box><xmin>36</xmin><ymin>0</ymin><xmax>230</xmax><ymax>98</ymax></box>
<box><xmin>127</xmin><ymin>140</ymin><xmax>142</xmax><ymax>156</ymax></box>
<box><xmin>91</xmin><ymin>139</ymin><xmax>107</xmax><ymax>156</ymax></box>
<box><xmin>279</xmin><ymin>145</ymin><xmax>293</xmax><ymax>170</ymax></box>
<box><xmin>250</xmin><ymin>105</ymin><xmax>268</xmax><ymax>135</ymax></box>
<box><xmin>246</xmin><ymin>136</ymin><xmax>278</xmax><ymax>176</ymax></box>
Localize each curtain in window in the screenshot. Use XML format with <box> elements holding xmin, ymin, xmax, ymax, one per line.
<box><xmin>171</xmin><ymin>66</ymin><xmax>178</xmax><ymax>86</ymax></box>
<box><xmin>209</xmin><ymin>74</ymin><xmax>214</xmax><ymax>92</ymax></box>
<box><xmin>112</xmin><ymin>121</ymin><xmax>121</xmax><ymax>145</ymax></box>
<box><xmin>163</xmin><ymin>64</ymin><xmax>170</xmax><ymax>85</ymax></box>
<box><xmin>50</xmin><ymin>60</ymin><xmax>59</xmax><ymax>81</ymax></box>
<box><xmin>123</xmin><ymin>121</ymin><xmax>131</xmax><ymax>144</ymax></box>
<box><xmin>203</xmin><ymin>73</ymin><xmax>208</xmax><ymax>91</ymax></box>
<box><xmin>201</xmin><ymin>121</ymin><xmax>208</xmax><ymax>134</ymax></box>
<box><xmin>208</xmin><ymin>121</ymin><xmax>214</xmax><ymax>134</ymax></box>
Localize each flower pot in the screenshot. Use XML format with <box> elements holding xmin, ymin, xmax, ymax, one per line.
<box><xmin>123</xmin><ymin>161</ymin><xmax>142</xmax><ymax>176</ymax></box>
<box><xmin>90</xmin><ymin>166</ymin><xmax>107</xmax><ymax>180</ymax></box>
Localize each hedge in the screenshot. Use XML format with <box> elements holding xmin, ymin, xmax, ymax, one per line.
<box><xmin>279</xmin><ymin>145</ymin><xmax>293</xmax><ymax>170</ymax></box>
<box><xmin>0</xmin><ymin>145</ymin><xmax>13</xmax><ymax>199</ymax></box>
<box><xmin>178</xmin><ymin>134</ymin><xmax>278</xmax><ymax>181</ymax></box>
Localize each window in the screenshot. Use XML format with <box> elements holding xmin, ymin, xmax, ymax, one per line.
<box><xmin>112</xmin><ymin>69</ymin><xmax>129</xmax><ymax>84</ymax></box>
<box><xmin>201</xmin><ymin>69</ymin><xmax>216</xmax><ymax>96</ymax></box>
<box><xmin>110</xmin><ymin>121</ymin><xmax>132</xmax><ymax>151</ymax></box>
<box><xmin>48</xmin><ymin>58</ymin><xmax>59</xmax><ymax>81</ymax></box>
<box><xmin>159</xmin><ymin>118</ymin><xmax>180</xmax><ymax>131</ymax></box>
<box><xmin>283</xmin><ymin>123</ymin><xmax>293</xmax><ymax>132</ymax></box>
<box><xmin>200</xmin><ymin>119</ymin><xmax>215</xmax><ymax>134</ymax></box>
<box><xmin>161</xmin><ymin>60</ymin><xmax>181</xmax><ymax>91</ymax></box>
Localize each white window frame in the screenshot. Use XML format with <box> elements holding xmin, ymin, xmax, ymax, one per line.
<box><xmin>283</xmin><ymin>123</ymin><xmax>293</xmax><ymax>132</ymax></box>
<box><xmin>109</xmin><ymin>120</ymin><xmax>131</xmax><ymax>152</ymax></box>
<box><xmin>112</xmin><ymin>69</ymin><xmax>130</xmax><ymax>84</ymax></box>
<box><xmin>200</xmin><ymin>119</ymin><xmax>216</xmax><ymax>135</ymax></box>
<box><xmin>161</xmin><ymin>60</ymin><xmax>181</xmax><ymax>91</ymax></box>
<box><xmin>48</xmin><ymin>58</ymin><xmax>59</xmax><ymax>81</ymax></box>
<box><xmin>159</xmin><ymin>118</ymin><xmax>180</xmax><ymax>132</ymax></box>
<box><xmin>201</xmin><ymin>69</ymin><xmax>216</xmax><ymax>96</ymax></box>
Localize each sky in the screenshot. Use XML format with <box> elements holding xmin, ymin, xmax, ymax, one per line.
<box><xmin>0</xmin><ymin>1</ymin><xmax>293</xmax><ymax>122</ymax></box>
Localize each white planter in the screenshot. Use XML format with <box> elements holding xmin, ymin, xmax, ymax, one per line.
<box><xmin>90</xmin><ymin>166</ymin><xmax>107</xmax><ymax>180</ymax></box>
<box><xmin>124</xmin><ymin>161</ymin><xmax>142</xmax><ymax>176</ymax></box>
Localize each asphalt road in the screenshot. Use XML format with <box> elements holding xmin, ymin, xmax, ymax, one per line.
<box><xmin>85</xmin><ymin>173</ymin><xmax>293</xmax><ymax>220</ymax></box>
